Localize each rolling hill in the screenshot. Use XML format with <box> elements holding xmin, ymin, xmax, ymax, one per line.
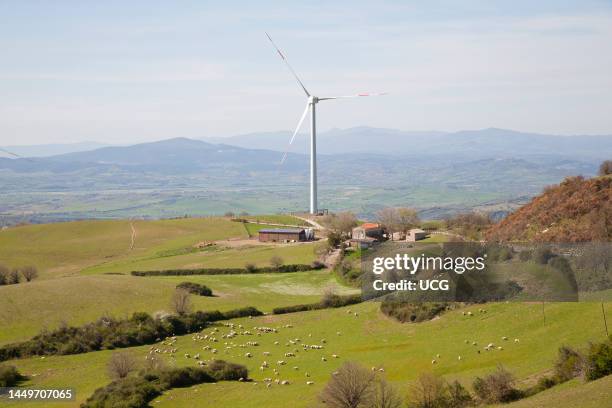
<box><xmin>487</xmin><ymin>175</ymin><xmax>612</xmax><ymax>242</ymax></box>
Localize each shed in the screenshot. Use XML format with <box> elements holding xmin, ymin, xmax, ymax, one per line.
<box><xmin>407</xmin><ymin>228</ymin><xmax>427</xmax><ymax>242</ymax></box>
<box><xmin>259</xmin><ymin>228</ymin><xmax>308</xmax><ymax>242</ymax></box>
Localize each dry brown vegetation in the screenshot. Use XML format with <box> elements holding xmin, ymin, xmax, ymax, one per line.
<box><xmin>487</xmin><ymin>175</ymin><xmax>611</xmax><ymax>242</ymax></box>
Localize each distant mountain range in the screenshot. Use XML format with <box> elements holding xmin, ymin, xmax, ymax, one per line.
<box><xmin>0</xmin><ymin>127</ymin><xmax>609</xmax><ymax>222</ymax></box>
<box><xmin>0</xmin><ymin>142</ymin><xmax>108</xmax><ymax>158</ymax></box>
<box><xmin>204</xmin><ymin>127</ymin><xmax>612</xmax><ymax>159</ymax></box>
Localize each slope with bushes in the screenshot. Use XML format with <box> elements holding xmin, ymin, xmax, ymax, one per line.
<box><xmin>487</xmin><ymin>176</ymin><xmax>611</xmax><ymax>242</ymax></box>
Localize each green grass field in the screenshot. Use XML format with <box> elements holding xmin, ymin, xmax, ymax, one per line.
<box><xmin>0</xmin><ymin>217</ymin><xmax>610</xmax><ymax>407</ymax></box>
<box><xmin>3</xmin><ymin>301</ymin><xmax>610</xmax><ymax>407</ymax></box>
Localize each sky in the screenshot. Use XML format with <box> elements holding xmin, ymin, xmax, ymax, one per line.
<box><xmin>1</xmin><ymin>0</ymin><xmax>611</xmax><ymax>145</ymax></box>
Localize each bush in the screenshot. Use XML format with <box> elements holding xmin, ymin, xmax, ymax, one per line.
<box><xmin>272</xmin><ymin>294</ymin><xmax>362</xmax><ymax>315</ymax></box>
<box><xmin>0</xmin><ymin>264</ymin><xmax>8</xmax><ymax>285</ymax></box>
<box><xmin>381</xmin><ymin>301</ymin><xmax>451</xmax><ymax>323</ymax></box>
<box><xmin>473</xmin><ymin>366</ymin><xmax>522</xmax><ymax>404</ymax></box>
<box><xmin>244</xmin><ymin>263</ymin><xmax>257</xmax><ymax>273</ymax></box>
<box><xmin>518</xmin><ymin>250</ymin><xmax>532</xmax><ymax>262</ymax></box>
<box><xmin>0</xmin><ymin>365</ymin><xmax>24</xmax><ymax>387</ymax></box>
<box><xmin>20</xmin><ymin>265</ymin><xmax>38</xmax><ymax>282</ymax></box>
<box><xmin>108</xmin><ymin>352</ymin><xmax>136</xmax><ymax>379</ymax></box>
<box><xmin>84</xmin><ymin>363</ymin><xmax>247</xmax><ymax>407</ymax></box>
<box><xmin>554</xmin><ymin>345</ymin><xmax>584</xmax><ymax>382</ymax></box>
<box><xmin>7</xmin><ymin>268</ymin><xmax>20</xmax><ymax>284</ymax></box>
<box><xmin>533</xmin><ymin>247</ymin><xmax>554</xmax><ymax>264</ymax></box>
<box><xmin>176</xmin><ymin>282</ymin><xmax>213</xmax><ymax>297</ymax></box>
<box><xmin>584</xmin><ymin>337</ymin><xmax>612</xmax><ymax>381</ymax></box>
<box><xmin>408</xmin><ymin>372</ymin><xmax>448</xmax><ymax>408</ymax></box>
<box><xmin>0</xmin><ymin>307</ymin><xmax>263</xmax><ymax>362</ymax></box>
<box><xmin>270</xmin><ymin>256</ymin><xmax>284</xmax><ymax>269</ymax></box>
<box><xmin>130</xmin><ymin>263</ymin><xmax>323</xmax><ymax>277</ymax></box>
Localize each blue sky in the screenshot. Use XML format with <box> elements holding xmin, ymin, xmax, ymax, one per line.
<box><xmin>1</xmin><ymin>0</ymin><xmax>611</xmax><ymax>145</ymax></box>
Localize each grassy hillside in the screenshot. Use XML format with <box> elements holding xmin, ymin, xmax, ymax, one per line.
<box><xmin>487</xmin><ymin>175</ymin><xmax>611</xmax><ymax>242</ymax></box>
<box><xmin>0</xmin><ymin>218</ymin><xmax>248</xmax><ymax>278</ymax></box>
<box><xmin>0</xmin><ymin>271</ymin><xmax>354</xmax><ymax>345</ymax></box>
<box><xmin>3</xmin><ymin>301</ymin><xmax>610</xmax><ymax>407</ymax></box>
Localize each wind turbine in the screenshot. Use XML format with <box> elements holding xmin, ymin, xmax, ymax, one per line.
<box><xmin>266</xmin><ymin>32</ymin><xmax>385</xmax><ymax>215</ymax></box>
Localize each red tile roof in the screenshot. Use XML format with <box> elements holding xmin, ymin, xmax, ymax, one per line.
<box><xmin>361</xmin><ymin>222</ymin><xmax>380</xmax><ymax>229</ymax></box>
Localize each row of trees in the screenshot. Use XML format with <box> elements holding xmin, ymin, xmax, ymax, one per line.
<box><xmin>321</xmin><ymin>207</ymin><xmax>420</xmax><ymax>237</ymax></box>
<box><xmin>0</xmin><ymin>264</ymin><xmax>38</xmax><ymax>285</ymax></box>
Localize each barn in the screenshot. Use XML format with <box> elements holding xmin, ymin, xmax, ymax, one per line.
<box><xmin>258</xmin><ymin>228</ymin><xmax>309</xmax><ymax>242</ymax></box>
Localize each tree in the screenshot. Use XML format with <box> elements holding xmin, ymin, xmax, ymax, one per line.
<box><xmin>599</xmin><ymin>160</ymin><xmax>612</xmax><ymax>176</ymax></box>
<box><xmin>171</xmin><ymin>288</ymin><xmax>192</xmax><ymax>315</ymax></box>
<box><xmin>408</xmin><ymin>372</ymin><xmax>448</xmax><ymax>408</ymax></box>
<box><xmin>377</xmin><ymin>208</ymin><xmax>400</xmax><ymax>238</ymax></box>
<box><xmin>396</xmin><ymin>207</ymin><xmax>419</xmax><ymax>233</ymax></box>
<box><xmin>322</xmin><ymin>212</ymin><xmax>359</xmax><ymax>236</ymax></box>
<box><xmin>107</xmin><ymin>351</ymin><xmax>136</xmax><ymax>379</ymax></box>
<box><xmin>370</xmin><ymin>376</ymin><xmax>403</xmax><ymax>408</ymax></box>
<box><xmin>270</xmin><ymin>256</ymin><xmax>284</xmax><ymax>269</ymax></box>
<box><xmin>319</xmin><ymin>361</ymin><xmax>375</xmax><ymax>408</ymax></box>
<box><xmin>7</xmin><ymin>268</ymin><xmax>20</xmax><ymax>284</ymax></box>
<box><xmin>0</xmin><ymin>264</ymin><xmax>8</xmax><ymax>285</ymax></box>
<box><xmin>20</xmin><ymin>266</ymin><xmax>38</xmax><ymax>282</ymax></box>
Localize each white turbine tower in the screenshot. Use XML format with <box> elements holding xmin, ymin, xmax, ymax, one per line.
<box><xmin>266</xmin><ymin>32</ymin><xmax>385</xmax><ymax>215</ymax></box>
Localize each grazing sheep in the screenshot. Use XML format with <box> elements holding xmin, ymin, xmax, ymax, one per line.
<box><xmin>266</xmin><ymin>383</ymin><xmax>272</xmax><ymax>389</ymax></box>
<box><xmin>497</xmin><ymin>346</ymin><xmax>503</xmax><ymax>350</ymax></box>
<box><xmin>245</xmin><ymin>352</ymin><xmax>252</xmax><ymax>358</ymax></box>
<box><xmin>321</xmin><ymin>357</ymin><xmax>327</xmax><ymax>362</ymax></box>
<box><xmin>514</xmin><ymin>338</ymin><xmax>520</xmax><ymax>343</ymax></box>
<box><xmin>293</xmin><ymin>366</ymin><xmax>299</xmax><ymax>370</ymax></box>
<box><xmin>263</xmin><ymin>351</ymin><xmax>271</xmax><ymax>356</ymax></box>
<box><xmin>238</xmin><ymin>377</ymin><xmax>244</xmax><ymax>382</ymax></box>
<box><xmin>502</xmin><ymin>336</ymin><xmax>508</xmax><ymax>341</ymax></box>
<box><xmin>336</xmin><ymin>331</ymin><xmax>341</xmax><ymax>336</ymax></box>
<box><xmin>436</xmin><ymin>354</ymin><xmax>441</xmax><ymax>358</ymax></box>
<box><xmin>378</xmin><ymin>368</ymin><xmax>385</xmax><ymax>372</ymax></box>
<box><xmin>354</xmin><ymin>312</ymin><xmax>359</xmax><ymax>317</ymax></box>
<box><xmin>305</xmin><ymin>372</ymin><xmax>310</xmax><ymax>377</ymax></box>
<box><xmin>467</xmin><ymin>311</ymin><xmax>473</xmax><ymax>316</ymax></box>
<box><xmin>274</xmin><ymin>341</ymin><xmax>280</xmax><ymax>345</ymax></box>
<box><xmin>281</xmin><ymin>380</ymin><xmax>290</xmax><ymax>385</ymax></box>
<box><xmin>306</xmin><ymin>381</ymin><xmax>314</xmax><ymax>385</ymax></box>
<box><xmin>184</xmin><ymin>353</ymin><xmax>191</xmax><ymax>358</ymax></box>
<box><xmin>332</xmin><ymin>354</ymin><xmax>339</xmax><ymax>359</ymax></box>
<box><xmin>431</xmin><ymin>360</ymin><xmax>437</xmax><ymax>364</ymax></box>
<box><xmin>321</xmin><ymin>339</ymin><xmax>327</xmax><ymax>344</ymax></box>
<box><xmin>457</xmin><ymin>356</ymin><xmax>462</xmax><ymax>361</ymax></box>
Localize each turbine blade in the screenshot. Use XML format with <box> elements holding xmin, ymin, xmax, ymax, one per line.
<box><xmin>280</xmin><ymin>102</ymin><xmax>310</xmax><ymax>164</ymax></box>
<box><xmin>319</xmin><ymin>92</ymin><xmax>388</xmax><ymax>101</ymax></box>
<box><xmin>265</xmin><ymin>32</ymin><xmax>310</xmax><ymax>97</ymax></box>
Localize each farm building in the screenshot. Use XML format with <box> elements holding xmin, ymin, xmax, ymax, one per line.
<box><xmin>258</xmin><ymin>228</ymin><xmax>312</xmax><ymax>242</ymax></box>
<box><xmin>407</xmin><ymin>228</ymin><xmax>427</xmax><ymax>242</ymax></box>
<box><xmin>352</xmin><ymin>223</ymin><xmax>384</xmax><ymax>240</ymax></box>
<box><xmin>349</xmin><ymin>237</ymin><xmax>377</xmax><ymax>249</ymax></box>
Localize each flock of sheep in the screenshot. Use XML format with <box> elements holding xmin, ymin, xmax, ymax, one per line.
<box><xmin>146</xmin><ymin>319</ymin><xmax>349</xmax><ymax>388</ymax></box>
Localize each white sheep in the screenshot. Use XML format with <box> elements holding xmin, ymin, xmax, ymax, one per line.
<box><xmin>306</xmin><ymin>381</ymin><xmax>314</xmax><ymax>385</ymax></box>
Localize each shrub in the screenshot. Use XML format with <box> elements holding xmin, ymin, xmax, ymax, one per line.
<box><xmin>270</xmin><ymin>256</ymin><xmax>284</xmax><ymax>269</ymax></box>
<box><xmin>272</xmin><ymin>294</ymin><xmax>362</xmax><ymax>315</ymax></box>
<box><xmin>518</xmin><ymin>250</ymin><xmax>532</xmax><ymax>261</ymax></box>
<box><xmin>0</xmin><ymin>365</ymin><xmax>24</xmax><ymax>387</ymax></box>
<box><xmin>7</xmin><ymin>268</ymin><xmax>20</xmax><ymax>284</ymax></box>
<box><xmin>318</xmin><ymin>361</ymin><xmax>375</xmax><ymax>408</ymax></box>
<box><xmin>176</xmin><ymin>282</ymin><xmax>213</xmax><ymax>297</ymax></box>
<box><xmin>171</xmin><ymin>289</ymin><xmax>192</xmax><ymax>316</ymax></box>
<box><xmin>20</xmin><ymin>265</ymin><xmax>38</xmax><ymax>282</ymax></box>
<box><xmin>0</xmin><ymin>264</ymin><xmax>8</xmax><ymax>285</ymax></box>
<box><xmin>584</xmin><ymin>337</ymin><xmax>612</xmax><ymax>381</ymax></box>
<box><xmin>408</xmin><ymin>372</ymin><xmax>448</xmax><ymax>408</ymax></box>
<box><xmin>108</xmin><ymin>352</ymin><xmax>136</xmax><ymax>379</ymax></box>
<box><xmin>0</xmin><ymin>307</ymin><xmax>263</xmax><ymax>362</ymax></box>
<box><xmin>533</xmin><ymin>247</ymin><xmax>554</xmax><ymax>264</ymax></box>
<box><xmin>381</xmin><ymin>301</ymin><xmax>451</xmax><ymax>323</ymax></box>
<box><xmin>447</xmin><ymin>380</ymin><xmax>473</xmax><ymax>407</ymax></box>
<box><xmin>130</xmin><ymin>263</ymin><xmax>322</xmax><ymax>276</ymax></box>
<box><xmin>244</xmin><ymin>263</ymin><xmax>257</xmax><ymax>273</ymax></box>
<box><xmin>472</xmin><ymin>365</ymin><xmax>522</xmax><ymax>404</ymax></box>
<box><xmin>83</xmin><ymin>376</ymin><xmax>159</xmax><ymax>408</ymax></box>
<box><xmin>327</xmin><ymin>231</ymin><xmax>343</xmax><ymax>249</ymax></box>
<box><xmin>554</xmin><ymin>345</ymin><xmax>583</xmax><ymax>382</ymax></box>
